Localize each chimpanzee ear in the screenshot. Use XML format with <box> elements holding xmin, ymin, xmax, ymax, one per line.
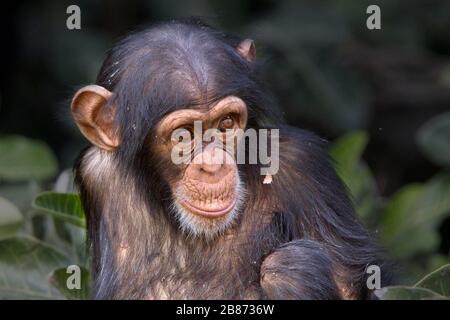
<box><xmin>237</xmin><ymin>39</ymin><xmax>256</xmax><ymax>63</ymax></box>
<box><xmin>71</xmin><ymin>85</ymin><xmax>120</xmax><ymax>151</ymax></box>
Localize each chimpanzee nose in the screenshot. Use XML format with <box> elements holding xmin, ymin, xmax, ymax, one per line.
<box><xmin>186</xmin><ymin>143</ymin><xmax>234</xmax><ymax>184</ymax></box>
<box><xmin>201</xmin><ymin>162</ymin><xmax>222</xmax><ymax>173</ymax></box>
<box><xmin>200</xmin><ymin>144</ymin><xmax>224</xmax><ymax>174</ymax></box>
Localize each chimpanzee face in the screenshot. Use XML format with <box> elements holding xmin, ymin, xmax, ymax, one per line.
<box><xmin>71</xmin><ymin>39</ymin><xmax>256</xmax><ymax>238</ymax></box>
<box><xmin>153</xmin><ymin>96</ymin><xmax>248</xmax><ymax>237</ymax></box>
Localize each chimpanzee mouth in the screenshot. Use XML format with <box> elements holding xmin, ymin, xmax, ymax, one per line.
<box><xmin>181</xmin><ymin>198</ymin><xmax>237</xmax><ymax>218</ymax></box>
<box><xmin>172</xmin><ymin>176</ymin><xmax>245</xmax><ymax>237</ymax></box>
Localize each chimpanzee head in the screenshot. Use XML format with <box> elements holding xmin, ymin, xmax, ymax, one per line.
<box><xmin>71</xmin><ymin>20</ymin><xmax>281</xmax><ymax>238</ymax></box>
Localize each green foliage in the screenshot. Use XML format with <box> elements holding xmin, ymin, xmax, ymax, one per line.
<box><xmin>375</xmin><ymin>286</ymin><xmax>446</xmax><ymax>300</ymax></box>
<box><xmin>330</xmin><ymin>129</ymin><xmax>450</xmax><ymax>285</ymax></box>
<box><xmin>0</xmin><ymin>197</ymin><xmax>23</xmax><ymax>240</ymax></box>
<box><xmin>0</xmin><ymin>135</ymin><xmax>57</xmax><ymax>182</ymax></box>
<box><xmin>0</xmin><ymin>237</ymin><xmax>70</xmax><ymax>299</ymax></box>
<box><xmin>32</xmin><ymin>192</ymin><xmax>86</xmax><ymax>228</ymax></box>
<box><xmin>416</xmin><ymin>112</ymin><xmax>450</xmax><ymax>168</ymax></box>
<box><xmin>49</xmin><ymin>266</ymin><xmax>91</xmax><ymax>300</ymax></box>
<box><xmin>0</xmin><ymin>135</ymin><xmax>89</xmax><ymax>299</ymax></box>
<box><xmin>381</xmin><ymin>173</ymin><xmax>450</xmax><ymax>259</ymax></box>
<box><xmin>330</xmin><ymin>131</ymin><xmax>378</xmax><ymax>225</ymax></box>
<box><xmin>375</xmin><ymin>264</ymin><xmax>450</xmax><ymax>300</ymax></box>
<box><xmin>415</xmin><ymin>263</ymin><xmax>450</xmax><ymax>296</ymax></box>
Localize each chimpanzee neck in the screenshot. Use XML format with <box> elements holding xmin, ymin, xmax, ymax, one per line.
<box><xmin>78</xmin><ymin>148</ymin><xmax>278</xmax><ymax>299</ymax></box>
<box><xmin>98</xmin><ymin>200</ymin><xmax>277</xmax><ymax>299</ymax></box>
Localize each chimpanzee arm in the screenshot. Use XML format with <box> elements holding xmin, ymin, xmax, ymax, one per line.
<box><xmin>260</xmin><ymin>127</ymin><xmax>389</xmax><ymax>299</ymax></box>
<box><xmin>260</xmin><ymin>239</ymin><xmax>341</xmax><ymax>300</ymax></box>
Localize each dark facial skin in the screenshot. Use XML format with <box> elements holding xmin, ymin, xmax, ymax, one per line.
<box><xmin>72</xmin><ymin>19</ymin><xmax>391</xmax><ymax>299</ymax></box>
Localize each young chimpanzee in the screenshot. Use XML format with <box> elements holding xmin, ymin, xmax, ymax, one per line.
<box><xmin>71</xmin><ymin>19</ymin><xmax>389</xmax><ymax>299</ymax></box>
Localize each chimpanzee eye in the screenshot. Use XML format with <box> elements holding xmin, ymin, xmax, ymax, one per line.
<box><xmin>183</xmin><ymin>125</ymin><xmax>195</xmax><ymax>138</ymax></box>
<box><xmin>175</xmin><ymin>125</ymin><xmax>194</xmax><ymax>139</ymax></box>
<box><xmin>170</xmin><ymin>124</ymin><xmax>195</xmax><ymax>145</ymax></box>
<box><xmin>219</xmin><ymin>115</ymin><xmax>235</xmax><ymax>132</ymax></box>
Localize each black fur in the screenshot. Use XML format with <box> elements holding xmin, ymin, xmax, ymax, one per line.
<box><xmin>261</xmin><ymin>240</ymin><xmax>341</xmax><ymax>300</ymax></box>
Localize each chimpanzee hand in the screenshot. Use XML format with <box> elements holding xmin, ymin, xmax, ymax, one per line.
<box><xmin>260</xmin><ymin>239</ymin><xmax>341</xmax><ymax>300</ymax></box>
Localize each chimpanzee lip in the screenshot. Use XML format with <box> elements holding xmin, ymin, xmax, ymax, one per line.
<box><xmin>181</xmin><ymin>198</ymin><xmax>236</xmax><ymax>218</ymax></box>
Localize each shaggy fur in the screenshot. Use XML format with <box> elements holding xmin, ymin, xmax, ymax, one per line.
<box><xmin>74</xmin><ymin>19</ymin><xmax>390</xmax><ymax>299</ymax></box>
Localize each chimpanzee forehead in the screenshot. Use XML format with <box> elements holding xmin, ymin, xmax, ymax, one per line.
<box><xmin>101</xmin><ymin>24</ymin><xmax>247</xmax><ymax>100</ymax></box>
<box><xmin>112</xmin><ymin>43</ymin><xmax>246</xmax><ymax>114</ymax></box>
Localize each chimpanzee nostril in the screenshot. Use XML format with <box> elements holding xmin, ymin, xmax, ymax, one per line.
<box><xmin>199</xmin><ymin>144</ymin><xmax>224</xmax><ymax>174</ymax></box>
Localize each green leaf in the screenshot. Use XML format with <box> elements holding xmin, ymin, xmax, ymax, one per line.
<box><xmin>416</xmin><ymin>112</ymin><xmax>450</xmax><ymax>167</ymax></box>
<box><xmin>381</xmin><ymin>192</ymin><xmax>434</xmax><ymax>259</ymax></box>
<box><xmin>0</xmin><ymin>197</ymin><xmax>23</xmax><ymax>240</ymax></box>
<box><xmin>51</xmin><ymin>219</ymin><xmax>88</xmax><ymax>267</ymax></box>
<box><xmin>32</xmin><ymin>192</ymin><xmax>86</xmax><ymax>228</ymax></box>
<box><xmin>31</xmin><ymin>215</ymin><xmax>88</xmax><ymax>268</ymax></box>
<box><xmin>0</xmin><ymin>236</ymin><xmax>71</xmax><ymax>299</ymax></box>
<box><xmin>418</xmin><ymin>171</ymin><xmax>450</xmax><ymax>223</ymax></box>
<box><xmin>427</xmin><ymin>255</ymin><xmax>450</xmax><ymax>274</ymax></box>
<box><xmin>330</xmin><ymin>131</ymin><xmax>378</xmax><ymax>223</ymax></box>
<box><xmin>50</xmin><ymin>266</ymin><xmax>90</xmax><ymax>300</ymax></box>
<box><xmin>415</xmin><ymin>264</ymin><xmax>450</xmax><ymax>297</ymax></box>
<box><xmin>381</xmin><ymin>184</ymin><xmax>426</xmax><ymax>242</ymax></box>
<box><xmin>31</xmin><ymin>193</ymin><xmax>88</xmax><ymax>267</ymax></box>
<box><xmin>0</xmin><ymin>181</ymin><xmax>40</xmax><ymax>213</ymax></box>
<box><xmin>381</xmin><ymin>172</ymin><xmax>450</xmax><ymax>259</ymax></box>
<box><xmin>374</xmin><ymin>286</ymin><xmax>447</xmax><ymax>300</ymax></box>
<box><xmin>330</xmin><ymin>130</ymin><xmax>368</xmax><ymax>167</ymax></box>
<box><xmin>0</xmin><ymin>135</ymin><xmax>58</xmax><ymax>182</ymax></box>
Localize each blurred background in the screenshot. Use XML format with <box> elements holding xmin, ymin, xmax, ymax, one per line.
<box><xmin>0</xmin><ymin>0</ymin><xmax>449</xmax><ymax>299</ymax></box>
